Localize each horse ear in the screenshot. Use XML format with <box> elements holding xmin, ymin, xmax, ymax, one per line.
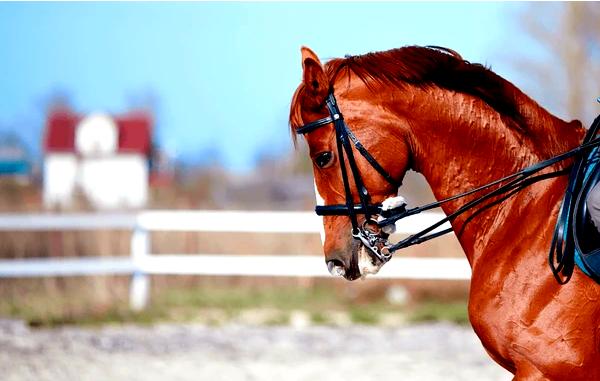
<box><xmin>301</xmin><ymin>46</ymin><xmax>328</xmax><ymax>101</ymax></box>
<box><xmin>301</xmin><ymin>46</ymin><xmax>322</xmax><ymax>67</ymax></box>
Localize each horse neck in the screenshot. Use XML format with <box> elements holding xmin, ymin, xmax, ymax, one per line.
<box><xmin>393</xmin><ymin>86</ymin><xmax>585</xmax><ymax>265</ymax></box>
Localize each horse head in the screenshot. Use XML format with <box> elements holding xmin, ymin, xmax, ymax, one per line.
<box><xmin>290</xmin><ymin>47</ymin><xmax>411</xmax><ymax>280</ymax></box>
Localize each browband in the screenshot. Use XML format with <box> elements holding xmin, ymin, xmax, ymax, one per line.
<box><xmin>296</xmin><ymin>115</ymin><xmax>337</xmax><ymax>134</ymax></box>
<box><xmin>295</xmin><ymin>94</ymin><xmax>342</xmax><ymax>135</ymax></box>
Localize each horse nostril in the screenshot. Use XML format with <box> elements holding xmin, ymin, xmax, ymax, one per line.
<box><xmin>327</xmin><ymin>259</ymin><xmax>346</xmax><ymax>277</ymax></box>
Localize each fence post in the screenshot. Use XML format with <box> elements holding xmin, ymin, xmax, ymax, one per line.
<box><xmin>129</xmin><ymin>226</ymin><xmax>150</xmax><ymax>311</ymax></box>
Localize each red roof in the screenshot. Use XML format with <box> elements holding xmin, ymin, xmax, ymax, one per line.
<box><xmin>115</xmin><ymin>114</ymin><xmax>152</xmax><ymax>155</ymax></box>
<box><xmin>44</xmin><ymin>108</ymin><xmax>79</xmax><ymax>152</ymax></box>
<box><xmin>44</xmin><ymin>108</ymin><xmax>152</xmax><ymax>156</ymax></box>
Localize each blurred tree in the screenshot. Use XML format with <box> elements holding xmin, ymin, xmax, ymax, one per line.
<box><xmin>510</xmin><ymin>3</ymin><xmax>600</xmax><ymax>125</ymax></box>
<box><xmin>126</xmin><ymin>88</ymin><xmax>160</xmax><ymax>113</ymax></box>
<box><xmin>38</xmin><ymin>88</ymin><xmax>74</xmax><ymax>112</ymax></box>
<box><xmin>126</xmin><ymin>88</ymin><xmax>161</xmax><ymax>156</ymax></box>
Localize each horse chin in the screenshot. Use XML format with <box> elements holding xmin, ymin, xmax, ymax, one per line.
<box><xmin>357</xmin><ymin>245</ymin><xmax>383</xmax><ymax>279</ymax></box>
<box><xmin>341</xmin><ymin>240</ymin><xmax>383</xmax><ymax>281</ymax></box>
<box><xmin>339</xmin><ymin>240</ymin><xmax>363</xmax><ymax>281</ymax></box>
<box><xmin>339</xmin><ymin>240</ymin><xmax>384</xmax><ymax>281</ymax></box>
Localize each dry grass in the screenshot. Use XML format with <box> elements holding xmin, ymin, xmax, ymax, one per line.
<box><xmin>0</xmin><ymin>277</ymin><xmax>470</xmax><ymax>327</ymax></box>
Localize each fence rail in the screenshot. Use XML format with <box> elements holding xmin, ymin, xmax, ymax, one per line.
<box><xmin>0</xmin><ymin>210</ymin><xmax>469</xmax><ymax>310</ymax></box>
<box><xmin>0</xmin><ymin>210</ymin><xmax>452</xmax><ymax>233</ymax></box>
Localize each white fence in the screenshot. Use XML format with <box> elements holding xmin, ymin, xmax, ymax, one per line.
<box><xmin>0</xmin><ymin>210</ymin><xmax>470</xmax><ymax>310</ymax></box>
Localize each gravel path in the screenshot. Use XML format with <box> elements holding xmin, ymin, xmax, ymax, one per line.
<box><xmin>0</xmin><ymin>319</ymin><xmax>512</xmax><ymax>381</ymax></box>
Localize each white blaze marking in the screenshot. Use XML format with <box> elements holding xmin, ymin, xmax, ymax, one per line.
<box><xmin>314</xmin><ymin>180</ymin><xmax>326</xmax><ymax>245</ymax></box>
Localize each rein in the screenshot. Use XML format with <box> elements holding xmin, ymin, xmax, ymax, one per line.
<box><xmin>297</xmin><ymin>91</ymin><xmax>600</xmax><ymax>266</ymax></box>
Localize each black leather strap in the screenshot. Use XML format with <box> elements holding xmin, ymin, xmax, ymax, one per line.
<box><xmin>345</xmin><ymin>127</ymin><xmax>402</xmax><ymax>188</ymax></box>
<box><xmin>335</xmin><ymin>112</ymin><xmax>372</xmax><ymax>222</ymax></box>
<box><xmin>389</xmin><ymin>169</ymin><xmax>569</xmax><ymax>251</ymax></box>
<box><xmin>296</xmin><ymin>93</ymin><xmax>342</xmax><ymax>135</ymax></box>
<box><xmin>296</xmin><ymin>116</ymin><xmax>335</xmax><ymax>134</ymax></box>
<box><xmin>315</xmin><ymin>204</ymin><xmax>382</xmax><ymax>216</ymax></box>
<box><xmin>334</xmin><ymin>121</ymin><xmax>359</xmax><ymax>232</ymax></box>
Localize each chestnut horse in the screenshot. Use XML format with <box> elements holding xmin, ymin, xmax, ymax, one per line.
<box><xmin>289</xmin><ymin>46</ymin><xmax>600</xmax><ymax>380</ymax></box>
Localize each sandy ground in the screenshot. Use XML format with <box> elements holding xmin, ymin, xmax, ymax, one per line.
<box><xmin>0</xmin><ymin>319</ymin><xmax>512</xmax><ymax>381</ymax></box>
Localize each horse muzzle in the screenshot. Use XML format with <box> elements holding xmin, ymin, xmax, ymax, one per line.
<box><xmin>326</xmin><ymin>228</ymin><xmax>390</xmax><ymax>281</ymax></box>
<box><xmin>325</xmin><ymin>239</ymin><xmax>363</xmax><ymax>281</ymax></box>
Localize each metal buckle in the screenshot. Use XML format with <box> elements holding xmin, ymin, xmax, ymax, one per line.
<box><xmin>351</xmin><ymin>219</ymin><xmax>393</xmax><ymax>263</ymax></box>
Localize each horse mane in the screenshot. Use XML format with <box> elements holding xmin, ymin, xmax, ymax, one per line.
<box><xmin>328</xmin><ymin>46</ymin><xmax>525</xmax><ymax>126</ymax></box>
<box><xmin>290</xmin><ymin>45</ymin><xmax>526</xmax><ymax>143</ymax></box>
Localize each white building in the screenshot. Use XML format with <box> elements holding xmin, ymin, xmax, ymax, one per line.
<box><xmin>43</xmin><ymin>108</ymin><xmax>152</xmax><ymax>210</ymax></box>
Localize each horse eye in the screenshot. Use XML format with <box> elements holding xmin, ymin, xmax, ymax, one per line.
<box><xmin>315</xmin><ymin>151</ymin><xmax>333</xmax><ymax>168</ymax></box>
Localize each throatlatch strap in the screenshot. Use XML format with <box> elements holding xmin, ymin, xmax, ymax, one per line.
<box><xmin>345</xmin><ymin>128</ymin><xmax>402</xmax><ymax>188</ymax></box>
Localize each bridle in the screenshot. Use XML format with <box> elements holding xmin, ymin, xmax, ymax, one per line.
<box><xmin>297</xmin><ymin>90</ymin><xmax>600</xmax><ymax>275</ymax></box>
<box><xmin>296</xmin><ymin>92</ymin><xmax>401</xmax><ymax>263</ymax></box>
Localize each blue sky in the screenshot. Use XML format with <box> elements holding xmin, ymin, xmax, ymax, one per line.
<box><xmin>0</xmin><ymin>2</ymin><xmax>527</xmax><ymax>172</ymax></box>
